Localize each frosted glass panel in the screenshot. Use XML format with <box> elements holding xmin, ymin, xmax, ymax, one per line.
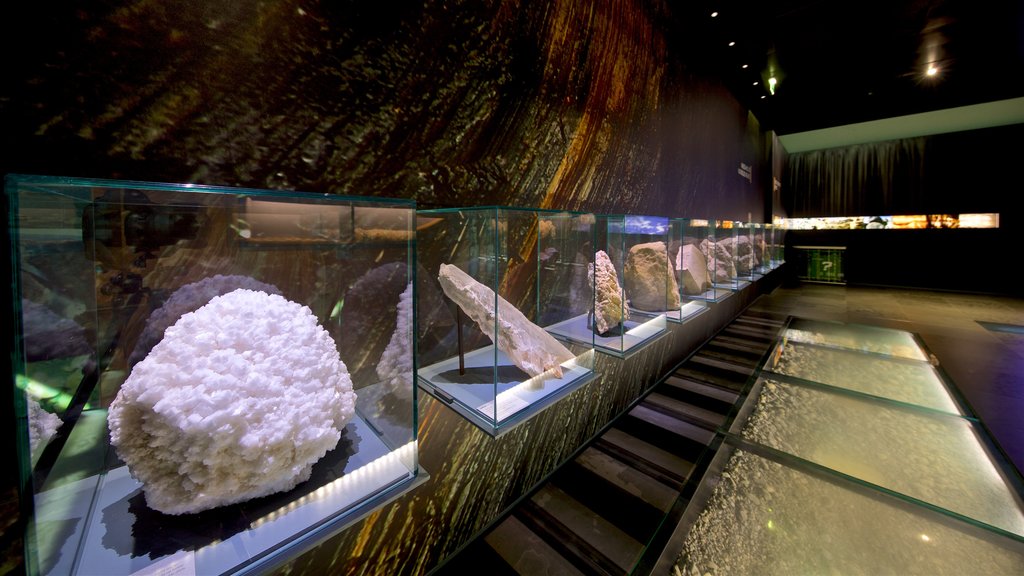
<box><xmin>768</xmin><ymin>341</ymin><xmax>959</xmax><ymax>414</ymax></box>
<box><xmin>740</xmin><ymin>379</ymin><xmax>1024</xmax><ymax>536</ymax></box>
<box><xmin>785</xmin><ymin>318</ymin><xmax>928</xmax><ymax>361</ymax></box>
<box><xmin>677</xmin><ymin>446</ymin><xmax>1024</xmax><ymax>576</ymax></box>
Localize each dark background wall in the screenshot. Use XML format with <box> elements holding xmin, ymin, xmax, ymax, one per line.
<box><xmin>1</xmin><ymin>1</ymin><xmax>772</xmax><ymax>574</ymax></box>
<box><xmin>783</xmin><ymin>123</ymin><xmax>1024</xmax><ymax>295</ymax></box>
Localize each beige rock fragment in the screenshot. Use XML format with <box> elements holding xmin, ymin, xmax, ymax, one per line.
<box><xmin>677</xmin><ymin>244</ymin><xmax>710</xmax><ymax>295</ymax></box>
<box><xmin>588</xmin><ymin>250</ymin><xmax>628</xmax><ymax>334</ymax></box>
<box><xmin>623</xmin><ymin>242</ymin><xmax>682</xmax><ymax>312</ymax></box>
<box><xmin>438</xmin><ymin>264</ymin><xmax>574</xmax><ymax>378</ymax></box>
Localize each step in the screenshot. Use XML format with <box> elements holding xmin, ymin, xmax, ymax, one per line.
<box><xmin>549</xmin><ymin>460</ymin><xmax>666</xmax><ymax>544</ymax></box>
<box><xmin>641</xmin><ymin>392</ymin><xmax>728</xmax><ymax>430</ymax></box>
<box><xmin>527</xmin><ymin>484</ymin><xmax>643</xmax><ymax>573</ymax></box>
<box><xmin>613</xmin><ymin>413</ymin><xmax>710</xmax><ymax>463</ymax></box>
<box><xmin>574</xmin><ymin>447</ymin><xmax>679</xmax><ymax>512</ymax></box>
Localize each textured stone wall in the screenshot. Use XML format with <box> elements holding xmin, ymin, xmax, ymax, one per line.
<box><xmin>2</xmin><ymin>0</ymin><xmax>764</xmax><ymax>219</ymax></box>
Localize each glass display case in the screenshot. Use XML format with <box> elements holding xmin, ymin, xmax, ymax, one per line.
<box><xmin>749</xmin><ymin>222</ymin><xmax>769</xmax><ymax>275</ymax></box>
<box><xmin>678</xmin><ymin>219</ymin><xmax>730</xmax><ymax>301</ymax></box>
<box><xmin>733</xmin><ymin>221</ymin><xmax>758</xmax><ymax>282</ymax></box>
<box><xmin>770</xmin><ymin>218</ymin><xmax>787</xmax><ymax>268</ymax></box>
<box><xmin>707</xmin><ymin>220</ymin><xmax>749</xmax><ymax>291</ymax></box>
<box><xmin>764</xmin><ymin>223</ymin><xmax>778</xmax><ymax>271</ymax></box>
<box><xmin>7</xmin><ymin>175</ymin><xmax>421</xmax><ymax>576</ymax></box>
<box><xmin>570</xmin><ymin>214</ymin><xmax>673</xmax><ymax>357</ymax></box>
<box><xmin>416</xmin><ymin>207</ymin><xmax>596</xmax><ymax>435</ymax></box>
<box><xmin>673</xmin><ymin>319</ymin><xmax>1024</xmax><ymax>574</ymax></box>
<box><xmin>667</xmin><ymin>218</ymin><xmax>711</xmax><ymax>322</ymax></box>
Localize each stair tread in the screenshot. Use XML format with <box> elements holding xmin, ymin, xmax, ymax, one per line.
<box><xmin>575</xmin><ymin>447</ymin><xmax>679</xmax><ymax>512</ymax></box>
<box><xmin>640</xmin><ymin>394</ymin><xmax>727</xmax><ymax>430</ymax></box>
<box><xmin>530</xmin><ymin>484</ymin><xmax>644</xmax><ymax>572</ymax></box>
<box><xmin>483</xmin><ymin>517</ymin><xmax>581</xmax><ymax>576</ymax></box>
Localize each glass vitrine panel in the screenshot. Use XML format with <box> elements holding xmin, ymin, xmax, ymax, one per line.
<box><xmin>7</xmin><ymin>175</ymin><xmax>420</xmax><ymax>576</ymax></box>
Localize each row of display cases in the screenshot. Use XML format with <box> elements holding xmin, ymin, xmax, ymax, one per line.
<box><xmin>5</xmin><ymin>175</ymin><xmax>786</xmax><ymax>575</ymax></box>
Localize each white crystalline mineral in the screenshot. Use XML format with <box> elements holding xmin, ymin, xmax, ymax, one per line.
<box><xmin>27</xmin><ymin>396</ymin><xmax>61</xmax><ymax>459</ymax></box>
<box><xmin>375</xmin><ymin>282</ymin><xmax>414</xmax><ymax>401</ymax></box>
<box><xmin>108</xmin><ymin>289</ymin><xmax>356</xmax><ymax>515</ymax></box>
<box><xmin>128</xmin><ymin>274</ymin><xmax>281</xmax><ymax>369</ymax></box>
<box><xmin>437</xmin><ymin>263</ymin><xmax>574</xmax><ymax>378</ymax></box>
<box><xmin>588</xmin><ymin>250</ymin><xmax>628</xmax><ymax>334</ymax></box>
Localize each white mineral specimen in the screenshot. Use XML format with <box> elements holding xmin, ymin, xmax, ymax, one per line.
<box><xmin>108</xmin><ymin>289</ymin><xmax>356</xmax><ymax>515</ymax></box>
<box><xmin>676</xmin><ymin>244</ymin><xmax>710</xmax><ymax>295</ymax></box>
<box><xmin>27</xmin><ymin>396</ymin><xmax>61</xmax><ymax>460</ymax></box>
<box><xmin>588</xmin><ymin>250</ymin><xmax>628</xmax><ymax>334</ymax></box>
<box><xmin>437</xmin><ymin>263</ymin><xmax>574</xmax><ymax>378</ymax></box>
<box><xmin>128</xmin><ymin>274</ymin><xmax>281</xmax><ymax>369</ymax></box>
<box><xmin>375</xmin><ymin>282</ymin><xmax>414</xmax><ymax>401</ymax></box>
<box><xmin>623</xmin><ymin>242</ymin><xmax>682</xmax><ymax>311</ymax></box>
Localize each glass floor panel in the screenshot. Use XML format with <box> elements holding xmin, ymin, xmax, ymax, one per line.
<box><xmin>767</xmin><ymin>340</ymin><xmax>960</xmax><ymax>414</ymax></box>
<box><xmin>675</xmin><ymin>443</ymin><xmax>1024</xmax><ymax>576</ymax></box>
<box><xmin>736</xmin><ymin>378</ymin><xmax>1024</xmax><ymax>537</ymax></box>
<box><xmin>784</xmin><ymin>318</ymin><xmax>929</xmax><ymax>361</ymax></box>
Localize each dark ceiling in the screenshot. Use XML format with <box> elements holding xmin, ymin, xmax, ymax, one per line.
<box><xmin>674</xmin><ymin>0</ymin><xmax>1024</xmax><ymax>135</ymax></box>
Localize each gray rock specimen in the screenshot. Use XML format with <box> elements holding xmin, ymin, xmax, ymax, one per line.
<box><xmin>588</xmin><ymin>250</ymin><xmax>628</xmax><ymax>334</ymax></box>
<box><xmin>21</xmin><ymin>299</ymin><xmax>93</xmax><ymax>362</ymax></box>
<box><xmin>677</xmin><ymin>244</ymin><xmax>711</xmax><ymax>295</ymax></box>
<box><xmin>623</xmin><ymin>242</ymin><xmax>682</xmax><ymax>312</ymax></box>
<box><xmin>437</xmin><ymin>263</ymin><xmax>574</xmax><ymax>378</ymax></box>
<box><xmin>109</xmin><ymin>289</ymin><xmax>356</xmax><ymax>515</ymax></box>
<box><xmin>701</xmin><ymin>238</ymin><xmax>737</xmax><ymax>283</ymax></box>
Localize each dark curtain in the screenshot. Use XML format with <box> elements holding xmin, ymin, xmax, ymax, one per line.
<box><xmin>784</xmin><ymin>137</ymin><xmax>927</xmax><ymax>217</ymax></box>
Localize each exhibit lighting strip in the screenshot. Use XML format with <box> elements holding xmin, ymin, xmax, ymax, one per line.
<box><xmin>479</xmin><ymin>349</ymin><xmax>595</xmax><ymax>421</ymax></box>
<box><xmin>782</xmin><ymin>213</ymin><xmax>999</xmax><ymax>230</ymax></box>
<box><xmin>253</xmin><ymin>441</ymin><xmax>417</xmax><ymax>528</ymax></box>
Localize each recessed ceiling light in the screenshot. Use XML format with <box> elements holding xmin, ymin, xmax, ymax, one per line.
<box><xmin>753</xmin><ymin>81</ymin><xmax>759</xmax><ymax>86</ymax></box>
<box><xmin>711</xmin><ymin>11</ymin><xmax>719</xmax><ymax>18</ymax></box>
<box><xmin>728</xmin><ymin>41</ymin><xmax>736</xmax><ymax>47</ymax></box>
<box><xmin>742</xmin><ymin>64</ymin><xmax>749</xmax><ymax>69</ymax></box>
<box><xmin>926</xmin><ymin>64</ymin><xmax>939</xmax><ymax>76</ymax></box>
<box><xmin>761</xmin><ymin>95</ymin><xmax>766</xmax><ymax>99</ymax></box>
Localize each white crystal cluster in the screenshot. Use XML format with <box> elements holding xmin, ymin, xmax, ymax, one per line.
<box><xmin>27</xmin><ymin>396</ymin><xmax>61</xmax><ymax>460</ymax></box>
<box><xmin>128</xmin><ymin>274</ymin><xmax>281</xmax><ymax>368</ymax></box>
<box><xmin>376</xmin><ymin>282</ymin><xmax>414</xmax><ymax>401</ymax></box>
<box><xmin>108</xmin><ymin>289</ymin><xmax>356</xmax><ymax>515</ymax></box>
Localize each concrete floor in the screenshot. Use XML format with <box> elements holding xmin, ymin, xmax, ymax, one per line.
<box><xmin>747</xmin><ymin>282</ymin><xmax>1024</xmax><ymax>477</ymax></box>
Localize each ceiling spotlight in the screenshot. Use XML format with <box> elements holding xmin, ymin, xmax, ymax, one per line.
<box><xmin>753</xmin><ymin>81</ymin><xmax>759</xmax><ymax>86</ymax></box>
<box><xmin>768</xmin><ymin>76</ymin><xmax>777</xmax><ymax>95</ymax></box>
<box><xmin>926</xmin><ymin>64</ymin><xmax>939</xmax><ymax>76</ymax></box>
<box><xmin>729</xmin><ymin>41</ymin><xmax>736</xmax><ymax>47</ymax></box>
<box><xmin>761</xmin><ymin>95</ymin><xmax>766</xmax><ymax>99</ymax></box>
<box><xmin>742</xmin><ymin>64</ymin><xmax>749</xmax><ymax>69</ymax></box>
<box><xmin>711</xmin><ymin>11</ymin><xmax>719</xmax><ymax>18</ymax></box>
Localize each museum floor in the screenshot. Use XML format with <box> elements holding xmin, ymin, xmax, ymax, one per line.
<box><xmin>747</xmin><ymin>282</ymin><xmax>1024</xmax><ymax>476</ymax></box>
<box><xmin>433</xmin><ymin>280</ymin><xmax>1024</xmax><ymax>576</ymax></box>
